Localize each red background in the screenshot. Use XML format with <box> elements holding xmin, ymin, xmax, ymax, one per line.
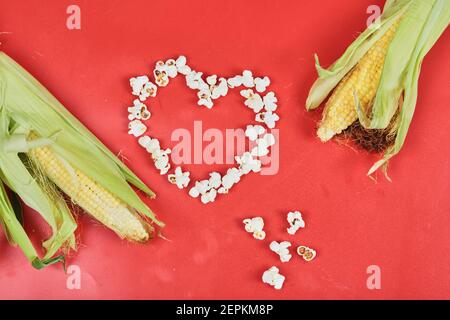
<box><xmin>0</xmin><ymin>0</ymin><xmax>449</xmax><ymax>299</ymax></box>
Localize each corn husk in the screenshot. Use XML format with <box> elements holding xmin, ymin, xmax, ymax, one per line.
<box><xmin>306</xmin><ymin>0</ymin><xmax>450</xmax><ymax>177</ymax></box>
<box><xmin>0</xmin><ymin>52</ymin><xmax>163</xmax><ymax>268</ymax></box>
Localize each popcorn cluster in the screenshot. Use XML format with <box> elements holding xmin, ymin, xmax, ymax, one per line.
<box><xmin>127</xmin><ymin>55</ymin><xmax>280</xmax><ymax>204</ymax></box>
<box><xmin>242</xmin><ymin>211</ymin><xmax>317</xmax><ymax>290</ymax></box>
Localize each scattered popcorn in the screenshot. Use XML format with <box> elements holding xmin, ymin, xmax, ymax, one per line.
<box><xmin>175</xmin><ymin>55</ymin><xmax>191</xmax><ymax>75</ymax></box>
<box><xmin>201</xmin><ymin>188</ymin><xmax>217</xmax><ymax>204</ymax></box>
<box><xmin>243</xmin><ymin>217</ymin><xmax>266</xmax><ymax>240</ymax></box>
<box><xmin>262</xmin><ymin>266</ymin><xmax>285</xmax><ymax>290</ymax></box>
<box><xmin>287</xmin><ymin>211</ymin><xmax>305</xmax><ymax>235</ymax></box>
<box><xmin>241</xmin><ymin>70</ymin><xmax>254</xmax><ymax>88</ymax></box>
<box><xmin>297</xmin><ymin>246</ymin><xmax>316</xmax><ymax>262</ymax></box>
<box><xmin>255</xmin><ymin>111</ymin><xmax>279</xmax><ymax>129</ymax></box>
<box><xmin>128</xmin><ymin>99</ymin><xmax>151</xmax><ymax>121</ymax></box>
<box><xmin>245</xmin><ymin>125</ymin><xmax>266</xmax><ymax>141</ymax></box>
<box><xmin>168</xmin><ymin>167</ymin><xmax>191</xmax><ymax>189</ymax></box>
<box><xmin>188</xmin><ymin>180</ymin><xmax>210</xmax><ymax>198</ymax></box>
<box><xmin>241</xmin><ymin>89</ymin><xmax>264</xmax><ymax>113</ymax></box>
<box><xmin>254</xmin><ymin>76</ymin><xmax>270</xmax><ymax>93</ymax></box>
<box><xmin>235</xmin><ymin>152</ymin><xmax>262</xmax><ymax>174</ymax></box>
<box><xmin>128</xmin><ymin>120</ymin><xmax>147</xmax><ymax>137</ymax></box>
<box><xmin>263</xmin><ymin>92</ymin><xmax>278</xmax><ymax>112</ymax></box>
<box><xmin>221</xmin><ymin>168</ymin><xmax>242</xmax><ymax>189</ymax></box>
<box><xmin>270</xmin><ymin>241</ymin><xmax>292</xmax><ymax>263</ymax></box>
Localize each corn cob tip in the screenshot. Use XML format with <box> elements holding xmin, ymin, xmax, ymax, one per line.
<box><xmin>317</xmin><ymin>126</ymin><xmax>335</xmax><ymax>142</ymax></box>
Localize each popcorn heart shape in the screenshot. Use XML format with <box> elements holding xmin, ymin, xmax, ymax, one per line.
<box><xmin>127</xmin><ymin>56</ymin><xmax>279</xmax><ymax>204</ymax></box>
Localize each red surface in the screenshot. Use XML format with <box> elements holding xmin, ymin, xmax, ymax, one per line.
<box><xmin>0</xmin><ymin>0</ymin><xmax>449</xmax><ymax>300</ymax></box>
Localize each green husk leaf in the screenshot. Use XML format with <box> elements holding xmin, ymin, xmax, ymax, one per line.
<box><xmin>368</xmin><ymin>0</ymin><xmax>450</xmax><ymax>175</ymax></box>
<box><xmin>369</xmin><ymin>0</ymin><xmax>437</xmax><ymax>129</ymax></box>
<box><xmin>0</xmin><ymin>109</ymin><xmax>77</xmax><ymax>264</ymax></box>
<box><xmin>306</xmin><ymin>0</ymin><xmax>410</xmax><ymax>110</ymax></box>
<box><xmin>0</xmin><ymin>52</ymin><xmax>163</xmax><ymax>227</ymax></box>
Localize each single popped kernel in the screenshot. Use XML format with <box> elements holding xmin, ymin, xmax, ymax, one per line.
<box><xmin>235</xmin><ymin>152</ymin><xmax>261</xmax><ymax>174</ymax></box>
<box><xmin>243</xmin><ymin>217</ymin><xmax>265</xmax><ymax>240</ymax></box>
<box><xmin>254</xmin><ymin>76</ymin><xmax>270</xmax><ymax>93</ymax></box>
<box><xmin>128</xmin><ymin>99</ymin><xmax>151</xmax><ymax>121</ymax></box>
<box><xmin>241</xmin><ymin>70</ymin><xmax>254</xmax><ymax>88</ymax></box>
<box><xmin>270</xmin><ymin>241</ymin><xmax>292</xmax><ymax>263</ymax></box>
<box><xmin>128</xmin><ymin>120</ymin><xmax>147</xmax><ymax>137</ymax></box>
<box><xmin>168</xmin><ymin>167</ymin><xmax>191</xmax><ymax>189</ymax></box>
<box><xmin>241</xmin><ymin>89</ymin><xmax>264</xmax><ymax>113</ymax></box>
<box><xmin>287</xmin><ymin>211</ymin><xmax>305</xmax><ymax>235</ymax></box>
<box><xmin>130</xmin><ymin>75</ymin><xmax>149</xmax><ymax>96</ymax></box>
<box><xmin>297</xmin><ymin>246</ymin><xmax>317</xmax><ymax>262</ymax></box>
<box><xmin>188</xmin><ymin>180</ymin><xmax>211</xmax><ymax>198</ymax></box>
<box><xmin>262</xmin><ymin>266</ymin><xmax>285</xmax><ymax>290</ymax></box>
<box><xmin>263</xmin><ymin>91</ymin><xmax>278</xmax><ymax>112</ymax></box>
<box><xmin>255</xmin><ymin>111</ymin><xmax>279</xmax><ymax>129</ymax></box>
<box><xmin>245</xmin><ymin>125</ymin><xmax>266</xmax><ymax>141</ymax></box>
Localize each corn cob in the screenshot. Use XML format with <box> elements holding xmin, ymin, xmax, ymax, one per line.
<box><xmin>27</xmin><ymin>133</ymin><xmax>151</xmax><ymax>243</ymax></box>
<box><xmin>307</xmin><ymin>0</ymin><xmax>449</xmax><ymax>176</ymax></box>
<box><xmin>317</xmin><ymin>21</ymin><xmax>399</xmax><ymax>142</ymax></box>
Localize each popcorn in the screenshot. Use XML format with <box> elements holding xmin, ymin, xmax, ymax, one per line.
<box><xmin>297</xmin><ymin>246</ymin><xmax>316</xmax><ymax>262</ymax></box>
<box><xmin>201</xmin><ymin>188</ymin><xmax>217</xmax><ymax>204</ymax></box>
<box><xmin>245</xmin><ymin>125</ymin><xmax>266</xmax><ymax>141</ymax></box>
<box><xmin>175</xmin><ymin>55</ymin><xmax>191</xmax><ymax>75</ymax></box>
<box><xmin>254</xmin><ymin>76</ymin><xmax>270</xmax><ymax>93</ymax></box>
<box><xmin>241</xmin><ymin>70</ymin><xmax>254</xmax><ymax>88</ymax></box>
<box><xmin>270</xmin><ymin>241</ymin><xmax>292</xmax><ymax>263</ymax></box>
<box><xmin>140</xmin><ymin>81</ymin><xmax>158</xmax><ymax>101</ymax></box>
<box><xmin>206</xmin><ymin>75</ymin><xmax>217</xmax><ymax>85</ymax></box>
<box><xmin>250</xmin><ymin>133</ymin><xmax>276</xmax><ymax>157</ymax></box>
<box><xmin>235</xmin><ymin>152</ymin><xmax>262</xmax><ymax>174</ymax></box>
<box><xmin>188</xmin><ymin>180</ymin><xmax>210</xmax><ymax>198</ymax></box>
<box><xmin>208</xmin><ymin>172</ymin><xmax>222</xmax><ymax>189</ymax></box>
<box><xmin>138</xmin><ymin>135</ymin><xmax>161</xmax><ymax>154</ymax></box>
<box><xmin>154</xmin><ymin>67</ymin><xmax>169</xmax><ymax>87</ymax></box>
<box><xmin>241</xmin><ymin>89</ymin><xmax>264</xmax><ymax>113</ymax></box>
<box><xmin>164</xmin><ymin>59</ymin><xmax>178</xmax><ymax>78</ymax></box>
<box><xmin>186</xmin><ymin>70</ymin><xmax>204</xmax><ymax>90</ymax></box>
<box><xmin>263</xmin><ymin>92</ymin><xmax>278</xmax><ymax>112</ymax></box>
<box><xmin>168</xmin><ymin>167</ymin><xmax>191</xmax><ymax>189</ymax></box>
<box><xmin>227</xmin><ymin>75</ymin><xmax>243</xmax><ymax>88</ymax></box>
<box><xmin>287</xmin><ymin>211</ymin><xmax>305</xmax><ymax>235</ymax></box>
<box><xmin>243</xmin><ymin>217</ymin><xmax>266</xmax><ymax>240</ymax></box>
<box><xmin>210</xmin><ymin>78</ymin><xmax>228</xmax><ymax>99</ymax></box>
<box><xmin>128</xmin><ymin>99</ymin><xmax>151</xmax><ymax>121</ymax></box>
<box><xmin>262</xmin><ymin>266</ymin><xmax>285</xmax><ymax>290</ymax></box>
<box><xmin>197</xmin><ymin>89</ymin><xmax>213</xmax><ymax>109</ymax></box>
<box><xmin>128</xmin><ymin>120</ymin><xmax>147</xmax><ymax>137</ymax></box>
<box><xmin>255</xmin><ymin>111</ymin><xmax>279</xmax><ymax>129</ymax></box>
<box><xmin>153</xmin><ymin>148</ymin><xmax>171</xmax><ymax>175</ymax></box>
<box><xmin>130</xmin><ymin>75</ymin><xmax>149</xmax><ymax>96</ymax></box>
<box><xmin>221</xmin><ymin>168</ymin><xmax>241</xmax><ymax>189</ymax></box>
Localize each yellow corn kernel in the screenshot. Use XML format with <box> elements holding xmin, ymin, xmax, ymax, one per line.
<box><xmin>317</xmin><ymin>22</ymin><xmax>399</xmax><ymax>142</ymax></box>
<box><xmin>27</xmin><ymin>133</ymin><xmax>151</xmax><ymax>243</ymax></box>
